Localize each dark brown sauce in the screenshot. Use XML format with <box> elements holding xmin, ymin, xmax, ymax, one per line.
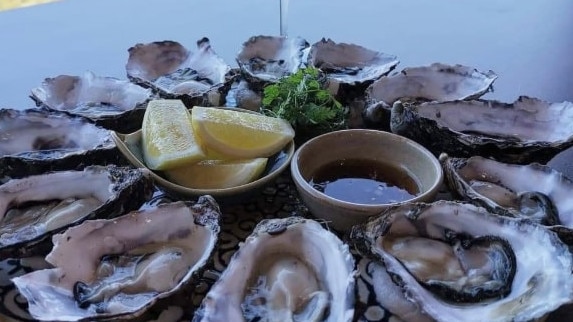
<box><xmin>309</xmin><ymin>158</ymin><xmax>419</xmax><ymax>205</ymax></box>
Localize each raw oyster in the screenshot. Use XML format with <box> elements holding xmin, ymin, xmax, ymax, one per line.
<box><xmin>351</xmin><ymin>201</ymin><xmax>573</xmax><ymax>322</ymax></box>
<box><xmin>359</xmin><ymin>260</ymin><xmax>433</xmax><ymax>322</ymax></box>
<box><xmin>126</xmin><ymin>38</ymin><xmax>233</xmax><ymax>107</ymax></box>
<box><xmin>365</xmin><ymin>63</ymin><xmax>497</xmax><ymax>129</ymax></box>
<box><xmin>224</xmin><ymin>78</ymin><xmax>262</xmax><ymax>111</ymax></box>
<box><xmin>236</xmin><ymin>35</ymin><xmax>309</xmax><ymax>84</ymax></box>
<box><xmin>307</xmin><ymin>38</ymin><xmax>398</xmax><ymax>100</ymax></box>
<box><xmin>12</xmin><ymin>198</ymin><xmax>221</xmax><ymax>321</ymax></box>
<box><xmin>30</xmin><ymin>71</ymin><xmax>154</xmax><ymax>133</ymax></box>
<box><xmin>0</xmin><ymin>108</ymin><xmax>120</xmax><ymax>179</ymax></box>
<box><xmin>390</xmin><ymin>96</ymin><xmax>573</xmax><ymax>164</ymax></box>
<box><xmin>308</xmin><ymin>38</ymin><xmax>399</xmax><ymax>85</ymax></box>
<box><xmin>441</xmin><ymin>154</ymin><xmax>573</xmax><ymax>242</ymax></box>
<box><xmin>0</xmin><ymin>165</ymin><xmax>153</xmax><ymax>259</ymax></box>
<box><xmin>194</xmin><ymin>217</ymin><xmax>356</xmax><ymax>322</ymax></box>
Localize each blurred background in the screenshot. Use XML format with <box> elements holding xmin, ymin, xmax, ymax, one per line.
<box><xmin>0</xmin><ymin>0</ymin><xmax>572</xmax><ymax>109</ymax></box>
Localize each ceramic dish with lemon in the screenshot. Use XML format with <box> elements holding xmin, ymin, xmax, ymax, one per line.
<box><xmin>112</xmin><ymin>99</ymin><xmax>295</xmax><ymax>199</ymax></box>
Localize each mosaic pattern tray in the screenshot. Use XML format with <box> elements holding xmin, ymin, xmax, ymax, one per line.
<box><xmin>0</xmin><ymin>173</ymin><xmax>571</xmax><ymax>322</ymax></box>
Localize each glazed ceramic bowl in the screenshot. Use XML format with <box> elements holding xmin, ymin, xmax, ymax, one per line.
<box><xmin>112</xmin><ymin>107</ymin><xmax>294</xmax><ymax>201</ymax></box>
<box><xmin>291</xmin><ymin>129</ymin><xmax>443</xmax><ymax>231</ymax></box>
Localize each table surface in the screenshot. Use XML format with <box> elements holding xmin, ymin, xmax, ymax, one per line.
<box><xmin>0</xmin><ymin>1</ymin><xmax>572</xmax><ymax>321</ymax></box>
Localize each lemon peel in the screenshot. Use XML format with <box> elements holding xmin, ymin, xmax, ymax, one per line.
<box><xmin>164</xmin><ymin>158</ymin><xmax>268</xmax><ymax>189</ymax></box>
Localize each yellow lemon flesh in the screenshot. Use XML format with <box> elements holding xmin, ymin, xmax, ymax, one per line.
<box><xmin>191</xmin><ymin>106</ymin><xmax>295</xmax><ymax>159</ymax></box>
<box><xmin>142</xmin><ymin>99</ymin><xmax>206</xmax><ymax>170</ymax></box>
<box><xmin>164</xmin><ymin>158</ymin><xmax>268</xmax><ymax>189</ymax></box>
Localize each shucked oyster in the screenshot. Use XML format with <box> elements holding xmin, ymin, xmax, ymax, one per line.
<box><xmin>236</xmin><ymin>35</ymin><xmax>310</xmax><ymax>84</ymax></box>
<box><xmin>126</xmin><ymin>38</ymin><xmax>233</xmax><ymax>107</ymax></box>
<box><xmin>0</xmin><ymin>108</ymin><xmax>120</xmax><ymax>179</ymax></box>
<box><xmin>441</xmin><ymin>154</ymin><xmax>573</xmax><ymax>242</ymax></box>
<box><xmin>358</xmin><ymin>260</ymin><xmax>433</xmax><ymax>322</ymax></box>
<box><xmin>12</xmin><ymin>198</ymin><xmax>221</xmax><ymax>321</ymax></box>
<box><xmin>390</xmin><ymin>96</ymin><xmax>573</xmax><ymax>164</ymax></box>
<box><xmin>0</xmin><ymin>165</ymin><xmax>153</xmax><ymax>259</ymax></box>
<box><xmin>30</xmin><ymin>71</ymin><xmax>153</xmax><ymax>133</ymax></box>
<box><xmin>307</xmin><ymin>38</ymin><xmax>399</xmax><ymax>97</ymax></box>
<box><xmin>351</xmin><ymin>201</ymin><xmax>573</xmax><ymax>322</ymax></box>
<box><xmin>364</xmin><ymin>63</ymin><xmax>497</xmax><ymax>129</ymax></box>
<box><xmin>194</xmin><ymin>217</ymin><xmax>356</xmax><ymax>322</ymax></box>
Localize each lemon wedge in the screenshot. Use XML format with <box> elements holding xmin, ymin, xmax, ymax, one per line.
<box><xmin>142</xmin><ymin>99</ymin><xmax>206</xmax><ymax>170</ymax></box>
<box><xmin>191</xmin><ymin>106</ymin><xmax>295</xmax><ymax>158</ymax></box>
<box><xmin>164</xmin><ymin>158</ymin><xmax>268</xmax><ymax>189</ymax></box>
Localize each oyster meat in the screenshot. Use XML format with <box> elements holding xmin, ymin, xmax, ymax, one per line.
<box><xmin>0</xmin><ymin>108</ymin><xmax>120</xmax><ymax>179</ymax></box>
<box><xmin>236</xmin><ymin>35</ymin><xmax>309</xmax><ymax>84</ymax></box>
<box><xmin>126</xmin><ymin>38</ymin><xmax>233</xmax><ymax>107</ymax></box>
<box><xmin>224</xmin><ymin>78</ymin><xmax>263</xmax><ymax>111</ymax></box>
<box><xmin>30</xmin><ymin>71</ymin><xmax>154</xmax><ymax>133</ymax></box>
<box><xmin>358</xmin><ymin>260</ymin><xmax>433</xmax><ymax>322</ymax></box>
<box><xmin>12</xmin><ymin>198</ymin><xmax>221</xmax><ymax>321</ymax></box>
<box><xmin>364</xmin><ymin>63</ymin><xmax>497</xmax><ymax>129</ymax></box>
<box><xmin>351</xmin><ymin>201</ymin><xmax>573</xmax><ymax>322</ymax></box>
<box><xmin>441</xmin><ymin>154</ymin><xmax>573</xmax><ymax>242</ymax></box>
<box><xmin>307</xmin><ymin>38</ymin><xmax>399</xmax><ymax>97</ymax></box>
<box><xmin>0</xmin><ymin>165</ymin><xmax>153</xmax><ymax>259</ymax></box>
<box><xmin>194</xmin><ymin>217</ymin><xmax>356</xmax><ymax>322</ymax></box>
<box><xmin>390</xmin><ymin>96</ymin><xmax>573</xmax><ymax>164</ymax></box>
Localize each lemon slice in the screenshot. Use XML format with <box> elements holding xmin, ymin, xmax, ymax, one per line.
<box><xmin>142</xmin><ymin>99</ymin><xmax>206</xmax><ymax>170</ymax></box>
<box><xmin>164</xmin><ymin>158</ymin><xmax>268</xmax><ymax>189</ymax></box>
<box><xmin>191</xmin><ymin>106</ymin><xmax>295</xmax><ymax>158</ymax></box>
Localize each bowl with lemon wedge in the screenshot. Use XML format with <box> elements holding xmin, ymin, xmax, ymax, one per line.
<box><xmin>112</xmin><ymin>99</ymin><xmax>295</xmax><ymax>200</ymax></box>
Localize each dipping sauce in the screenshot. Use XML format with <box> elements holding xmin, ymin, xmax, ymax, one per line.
<box><xmin>309</xmin><ymin>158</ymin><xmax>419</xmax><ymax>204</ymax></box>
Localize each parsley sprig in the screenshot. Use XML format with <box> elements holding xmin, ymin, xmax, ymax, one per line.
<box><xmin>261</xmin><ymin>67</ymin><xmax>347</xmax><ymax>132</ymax></box>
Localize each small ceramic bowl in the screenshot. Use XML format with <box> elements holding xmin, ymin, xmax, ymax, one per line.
<box><xmin>112</xmin><ymin>107</ymin><xmax>294</xmax><ymax>201</ymax></box>
<box><xmin>291</xmin><ymin>129</ymin><xmax>443</xmax><ymax>231</ymax></box>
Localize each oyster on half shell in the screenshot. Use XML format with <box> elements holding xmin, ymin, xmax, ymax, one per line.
<box><xmin>12</xmin><ymin>198</ymin><xmax>221</xmax><ymax>321</ymax></box>
<box><xmin>0</xmin><ymin>165</ymin><xmax>153</xmax><ymax>259</ymax></box>
<box><xmin>351</xmin><ymin>201</ymin><xmax>573</xmax><ymax>322</ymax></box>
<box><xmin>0</xmin><ymin>108</ymin><xmax>120</xmax><ymax>179</ymax></box>
<box><xmin>236</xmin><ymin>35</ymin><xmax>310</xmax><ymax>84</ymax></box>
<box><xmin>441</xmin><ymin>154</ymin><xmax>573</xmax><ymax>243</ymax></box>
<box><xmin>364</xmin><ymin>63</ymin><xmax>497</xmax><ymax>129</ymax></box>
<box><xmin>390</xmin><ymin>96</ymin><xmax>573</xmax><ymax>164</ymax></box>
<box><xmin>126</xmin><ymin>38</ymin><xmax>233</xmax><ymax>107</ymax></box>
<box><xmin>194</xmin><ymin>216</ymin><xmax>356</xmax><ymax>322</ymax></box>
<box><xmin>307</xmin><ymin>38</ymin><xmax>398</xmax><ymax>101</ymax></box>
<box><xmin>30</xmin><ymin>71</ymin><xmax>154</xmax><ymax>133</ymax></box>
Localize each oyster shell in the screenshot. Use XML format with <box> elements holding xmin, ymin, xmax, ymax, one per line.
<box><xmin>390</xmin><ymin>96</ymin><xmax>573</xmax><ymax>164</ymax></box>
<box><xmin>0</xmin><ymin>165</ymin><xmax>153</xmax><ymax>259</ymax></box>
<box><xmin>126</xmin><ymin>38</ymin><xmax>233</xmax><ymax>107</ymax></box>
<box><xmin>365</xmin><ymin>63</ymin><xmax>497</xmax><ymax>129</ymax></box>
<box><xmin>194</xmin><ymin>216</ymin><xmax>356</xmax><ymax>322</ymax></box>
<box><xmin>351</xmin><ymin>201</ymin><xmax>573</xmax><ymax>322</ymax></box>
<box><xmin>441</xmin><ymin>154</ymin><xmax>573</xmax><ymax>243</ymax></box>
<box><xmin>236</xmin><ymin>35</ymin><xmax>310</xmax><ymax>84</ymax></box>
<box><xmin>30</xmin><ymin>71</ymin><xmax>154</xmax><ymax>133</ymax></box>
<box><xmin>0</xmin><ymin>108</ymin><xmax>120</xmax><ymax>179</ymax></box>
<box><xmin>548</xmin><ymin>146</ymin><xmax>573</xmax><ymax>181</ymax></box>
<box><xmin>307</xmin><ymin>38</ymin><xmax>399</xmax><ymax>95</ymax></box>
<box><xmin>12</xmin><ymin>198</ymin><xmax>221</xmax><ymax>321</ymax></box>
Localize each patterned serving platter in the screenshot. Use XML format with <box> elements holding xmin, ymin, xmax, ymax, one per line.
<box><xmin>0</xmin><ymin>171</ymin><xmax>570</xmax><ymax>321</ymax></box>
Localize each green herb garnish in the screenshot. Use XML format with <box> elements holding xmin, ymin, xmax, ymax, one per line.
<box><xmin>261</xmin><ymin>67</ymin><xmax>347</xmax><ymax>132</ymax></box>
